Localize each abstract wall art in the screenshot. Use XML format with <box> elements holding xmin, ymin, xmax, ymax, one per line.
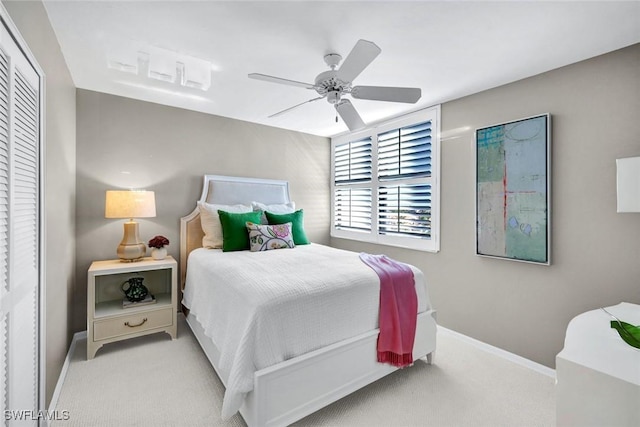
<box><xmin>476</xmin><ymin>114</ymin><xmax>550</xmax><ymax>264</ymax></box>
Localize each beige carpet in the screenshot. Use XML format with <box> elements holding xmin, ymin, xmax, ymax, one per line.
<box><xmin>52</xmin><ymin>315</ymin><xmax>555</xmax><ymax>426</ymax></box>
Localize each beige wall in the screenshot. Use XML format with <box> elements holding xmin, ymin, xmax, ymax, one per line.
<box><xmin>3</xmin><ymin>0</ymin><xmax>77</xmax><ymax>406</ymax></box>
<box><xmin>74</xmin><ymin>90</ymin><xmax>330</xmax><ymax>332</ymax></box>
<box><xmin>333</xmin><ymin>44</ymin><xmax>640</xmax><ymax>368</ymax></box>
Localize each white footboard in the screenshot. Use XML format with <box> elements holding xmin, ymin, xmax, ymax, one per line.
<box><xmin>187</xmin><ymin>310</ymin><xmax>437</xmax><ymax>427</ymax></box>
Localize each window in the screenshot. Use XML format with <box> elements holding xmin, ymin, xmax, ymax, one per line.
<box><xmin>331</xmin><ymin>106</ymin><xmax>440</xmax><ymax>252</ymax></box>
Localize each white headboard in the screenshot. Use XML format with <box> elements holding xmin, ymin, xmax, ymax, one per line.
<box><xmin>199</xmin><ymin>174</ymin><xmax>290</xmax><ymax>205</ymax></box>
<box><xmin>180</xmin><ymin>175</ymin><xmax>291</xmax><ymax>289</ymax></box>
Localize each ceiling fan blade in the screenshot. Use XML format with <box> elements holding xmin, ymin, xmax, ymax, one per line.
<box><xmin>268</xmin><ymin>96</ymin><xmax>324</xmax><ymax>118</ymax></box>
<box><xmin>351</xmin><ymin>86</ymin><xmax>422</xmax><ymax>103</ymax></box>
<box><xmin>248</xmin><ymin>73</ymin><xmax>315</xmax><ymax>89</ymax></box>
<box><xmin>336</xmin><ymin>39</ymin><xmax>381</xmax><ymax>83</ymax></box>
<box><xmin>335</xmin><ymin>100</ymin><xmax>365</xmax><ymax>131</ymax></box>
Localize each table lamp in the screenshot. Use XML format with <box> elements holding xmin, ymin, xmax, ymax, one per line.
<box><xmin>105</xmin><ymin>190</ymin><xmax>156</xmax><ymax>262</ymax></box>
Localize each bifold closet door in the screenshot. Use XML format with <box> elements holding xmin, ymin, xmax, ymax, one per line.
<box><xmin>0</xmin><ymin>14</ymin><xmax>42</xmax><ymax>426</ymax></box>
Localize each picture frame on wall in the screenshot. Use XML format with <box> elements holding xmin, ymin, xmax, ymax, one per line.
<box><xmin>475</xmin><ymin>113</ymin><xmax>551</xmax><ymax>265</ymax></box>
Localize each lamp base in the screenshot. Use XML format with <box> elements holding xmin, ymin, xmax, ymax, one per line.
<box><xmin>117</xmin><ymin>243</ymin><xmax>146</xmax><ymax>262</ymax></box>
<box><xmin>117</xmin><ymin>221</ymin><xmax>147</xmax><ymax>262</ymax></box>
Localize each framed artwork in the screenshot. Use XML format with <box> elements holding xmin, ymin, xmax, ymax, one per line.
<box><xmin>476</xmin><ymin>113</ymin><xmax>551</xmax><ymax>264</ymax></box>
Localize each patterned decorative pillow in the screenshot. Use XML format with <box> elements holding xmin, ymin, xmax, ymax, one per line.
<box><xmin>246</xmin><ymin>222</ymin><xmax>295</xmax><ymax>252</ymax></box>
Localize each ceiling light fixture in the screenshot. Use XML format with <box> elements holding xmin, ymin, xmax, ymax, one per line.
<box><xmin>147</xmin><ymin>46</ymin><xmax>177</xmax><ymax>83</ymax></box>
<box><xmin>107</xmin><ymin>48</ymin><xmax>139</xmax><ymax>74</ymax></box>
<box><xmin>107</xmin><ymin>43</ymin><xmax>212</xmax><ymax>91</ymax></box>
<box><xmin>180</xmin><ymin>56</ymin><xmax>212</xmax><ymax>91</ymax></box>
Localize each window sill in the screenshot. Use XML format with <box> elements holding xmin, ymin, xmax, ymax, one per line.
<box><xmin>331</xmin><ymin>230</ymin><xmax>440</xmax><ymax>253</ymax></box>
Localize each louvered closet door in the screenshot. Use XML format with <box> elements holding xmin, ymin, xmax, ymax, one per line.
<box><xmin>0</xmin><ymin>16</ymin><xmax>42</xmax><ymax>426</ymax></box>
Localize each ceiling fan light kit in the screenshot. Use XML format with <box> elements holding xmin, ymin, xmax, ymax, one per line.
<box><xmin>249</xmin><ymin>39</ymin><xmax>422</xmax><ymax>132</ymax></box>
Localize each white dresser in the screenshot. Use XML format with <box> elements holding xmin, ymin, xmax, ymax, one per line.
<box><xmin>556</xmin><ymin>302</ymin><xmax>640</xmax><ymax>427</ymax></box>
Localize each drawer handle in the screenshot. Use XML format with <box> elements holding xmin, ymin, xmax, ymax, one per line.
<box><xmin>124</xmin><ymin>318</ymin><xmax>148</xmax><ymax>328</ymax></box>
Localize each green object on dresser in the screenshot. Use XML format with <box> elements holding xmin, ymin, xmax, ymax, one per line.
<box><xmin>121</xmin><ymin>276</ymin><xmax>148</xmax><ymax>302</ymax></box>
<box><xmin>610</xmin><ymin>320</ymin><xmax>640</xmax><ymax>349</ymax></box>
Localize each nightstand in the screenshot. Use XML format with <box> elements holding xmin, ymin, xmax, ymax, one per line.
<box><xmin>87</xmin><ymin>256</ymin><xmax>178</xmax><ymax>359</ymax></box>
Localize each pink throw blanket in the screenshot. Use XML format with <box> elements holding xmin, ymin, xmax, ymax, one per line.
<box><xmin>359</xmin><ymin>253</ymin><xmax>417</xmax><ymax>367</ymax></box>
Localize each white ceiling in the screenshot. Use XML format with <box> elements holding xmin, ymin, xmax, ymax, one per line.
<box><xmin>42</xmin><ymin>0</ymin><xmax>639</xmax><ymax>137</ymax></box>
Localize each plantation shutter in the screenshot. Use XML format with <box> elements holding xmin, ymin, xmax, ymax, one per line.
<box><xmin>334</xmin><ymin>137</ymin><xmax>372</xmax><ymax>232</ymax></box>
<box><xmin>0</xmin><ymin>14</ymin><xmax>42</xmax><ymax>425</ymax></box>
<box><xmin>378</xmin><ymin>121</ymin><xmax>431</xmax><ymax>180</ymax></box>
<box><xmin>331</xmin><ymin>106</ymin><xmax>440</xmax><ymax>252</ymax></box>
<box><xmin>334</xmin><ymin>188</ymin><xmax>372</xmax><ymax>232</ymax></box>
<box><xmin>377</xmin><ymin>120</ymin><xmax>432</xmax><ymax>238</ymax></box>
<box><xmin>378</xmin><ymin>184</ymin><xmax>432</xmax><ymax>238</ymax></box>
<box><xmin>334</xmin><ymin>136</ymin><xmax>372</xmax><ymax>183</ymax></box>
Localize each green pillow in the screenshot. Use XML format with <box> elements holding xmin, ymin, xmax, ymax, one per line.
<box><xmin>218</xmin><ymin>210</ymin><xmax>262</xmax><ymax>252</ymax></box>
<box><xmin>265</xmin><ymin>209</ymin><xmax>310</xmax><ymax>245</ymax></box>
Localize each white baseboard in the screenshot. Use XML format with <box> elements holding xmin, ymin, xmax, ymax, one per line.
<box><xmin>437</xmin><ymin>325</ymin><xmax>556</xmax><ymax>379</ymax></box>
<box><xmin>47</xmin><ymin>331</ymin><xmax>87</xmax><ymax>417</ymax></box>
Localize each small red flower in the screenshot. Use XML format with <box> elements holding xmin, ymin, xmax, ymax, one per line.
<box><xmin>148</xmin><ymin>235</ymin><xmax>169</xmax><ymax>248</ymax></box>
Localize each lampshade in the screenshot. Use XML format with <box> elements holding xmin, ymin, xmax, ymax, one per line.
<box><xmin>616</xmin><ymin>157</ymin><xmax>640</xmax><ymax>213</ymax></box>
<box><xmin>105</xmin><ymin>190</ymin><xmax>156</xmax><ymax>219</ymax></box>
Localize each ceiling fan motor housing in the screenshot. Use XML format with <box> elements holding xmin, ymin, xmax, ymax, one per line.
<box><xmin>314</xmin><ymin>70</ymin><xmax>349</xmax><ymax>100</ymax></box>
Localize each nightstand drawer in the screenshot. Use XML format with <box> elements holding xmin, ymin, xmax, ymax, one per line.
<box><xmin>93</xmin><ymin>308</ymin><xmax>173</xmax><ymax>341</ymax></box>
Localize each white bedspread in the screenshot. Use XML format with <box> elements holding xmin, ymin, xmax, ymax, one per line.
<box><xmin>182</xmin><ymin>243</ymin><xmax>431</xmax><ymax>419</ymax></box>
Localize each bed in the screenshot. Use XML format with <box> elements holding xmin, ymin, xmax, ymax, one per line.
<box><xmin>180</xmin><ymin>175</ymin><xmax>437</xmax><ymax>427</ymax></box>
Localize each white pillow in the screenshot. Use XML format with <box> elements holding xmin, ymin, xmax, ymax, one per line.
<box><xmin>198</xmin><ymin>201</ymin><xmax>252</xmax><ymax>248</ymax></box>
<box><xmin>251</xmin><ymin>201</ymin><xmax>295</xmax><ymax>224</ymax></box>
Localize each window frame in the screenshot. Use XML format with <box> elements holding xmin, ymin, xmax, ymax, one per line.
<box><xmin>331</xmin><ymin>105</ymin><xmax>441</xmax><ymax>252</ymax></box>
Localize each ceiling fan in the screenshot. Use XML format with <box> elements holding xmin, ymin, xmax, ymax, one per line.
<box><xmin>248</xmin><ymin>39</ymin><xmax>422</xmax><ymax>131</ymax></box>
